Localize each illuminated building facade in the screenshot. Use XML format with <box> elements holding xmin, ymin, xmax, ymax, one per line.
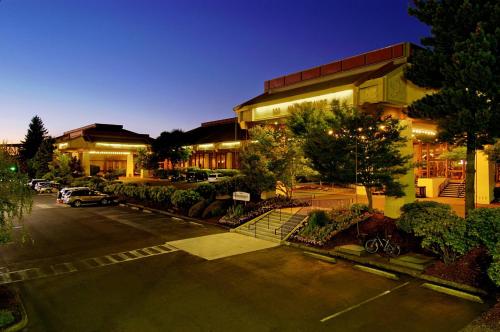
<box><xmin>55</xmin><ymin>124</ymin><xmax>152</xmax><ymax>177</ymax></box>
<box><xmin>234</xmin><ymin>42</ymin><xmax>497</xmax><ymax>215</ymax></box>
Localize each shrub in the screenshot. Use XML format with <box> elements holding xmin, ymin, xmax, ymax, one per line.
<box><xmin>188</xmin><ymin>199</ymin><xmax>208</xmax><ymax>218</ymax></box>
<box><xmin>488</xmin><ymin>243</ymin><xmax>500</xmax><ymax>286</ymax></box>
<box><xmin>172</xmin><ymin>190</ymin><xmax>201</xmax><ymax>211</ymax></box>
<box><xmin>467</xmin><ymin>208</ymin><xmax>500</xmax><ymax>252</ymax></box>
<box><xmin>148</xmin><ymin>186</ymin><xmax>176</xmax><ymax>206</ymax></box>
<box><xmin>0</xmin><ymin>310</ymin><xmax>14</xmax><ymax>327</ymax></box>
<box><xmin>202</xmin><ymin>200</ymin><xmax>228</xmax><ymax>218</ymax></box>
<box><xmin>195</xmin><ymin>183</ymin><xmax>216</xmax><ymax>200</ymax></box>
<box><xmin>225</xmin><ymin>204</ymin><xmax>244</xmax><ymax>219</ymax></box>
<box><xmin>103</xmin><ymin>169</ymin><xmax>125</xmax><ymax>181</ymax></box>
<box><xmin>216</xmin><ymin>169</ymin><xmax>240</xmax><ymax>177</ymax></box>
<box><xmin>397</xmin><ymin>201</ymin><xmax>470</xmax><ymax>264</ymax></box>
<box><xmin>309</xmin><ymin>210</ymin><xmax>330</xmax><ymax>228</ymax></box>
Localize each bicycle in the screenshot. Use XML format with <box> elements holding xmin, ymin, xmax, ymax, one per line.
<box><xmin>364</xmin><ymin>234</ymin><xmax>401</xmax><ymax>257</ymax></box>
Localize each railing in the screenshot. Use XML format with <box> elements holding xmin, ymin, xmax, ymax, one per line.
<box><xmin>458</xmin><ymin>179</ymin><xmax>466</xmax><ymax>197</ymax></box>
<box><xmin>274</xmin><ymin>206</ymin><xmax>308</xmax><ymax>240</ymax></box>
<box><xmin>247</xmin><ymin>211</ymin><xmax>272</xmax><ymax>237</ymax></box>
<box><xmin>438</xmin><ymin>178</ymin><xmax>450</xmax><ymax>196</ymax></box>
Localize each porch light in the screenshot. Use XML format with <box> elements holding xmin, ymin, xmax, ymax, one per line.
<box><xmin>96</xmin><ymin>143</ymin><xmax>147</xmax><ymax>149</ymax></box>
<box><xmin>58</xmin><ymin>143</ymin><xmax>68</xmax><ymax>149</ymax></box>
<box><xmin>89</xmin><ymin>151</ymin><xmax>131</xmax><ymax>155</ymax></box>
<box><xmin>220</xmin><ymin>141</ymin><xmax>241</xmax><ymax>148</ymax></box>
<box><xmin>412</xmin><ymin>128</ymin><xmax>437</xmax><ymax>136</ymax></box>
<box><xmin>198</xmin><ymin>143</ymin><xmax>214</xmax><ymax>150</ymax></box>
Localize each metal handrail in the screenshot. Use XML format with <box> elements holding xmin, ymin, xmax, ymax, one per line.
<box><xmin>438</xmin><ymin>178</ymin><xmax>450</xmax><ymax>196</ymax></box>
<box><xmin>457</xmin><ymin>179</ymin><xmax>466</xmax><ymax>197</ymax></box>
<box><xmin>274</xmin><ymin>206</ymin><xmax>308</xmax><ymax>239</ymax></box>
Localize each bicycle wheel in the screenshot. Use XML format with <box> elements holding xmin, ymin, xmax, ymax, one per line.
<box><xmin>385</xmin><ymin>243</ymin><xmax>401</xmax><ymax>257</ymax></box>
<box><xmin>364</xmin><ymin>239</ymin><xmax>379</xmax><ymax>254</ymax></box>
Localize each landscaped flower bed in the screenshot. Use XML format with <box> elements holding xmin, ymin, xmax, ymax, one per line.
<box><xmin>218</xmin><ymin>197</ymin><xmax>309</xmax><ymax>227</ymax></box>
<box><xmin>291</xmin><ymin>204</ymin><xmax>375</xmax><ymax>247</ymax></box>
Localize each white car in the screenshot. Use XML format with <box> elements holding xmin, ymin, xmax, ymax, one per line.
<box><xmin>57</xmin><ymin>187</ymin><xmax>90</xmax><ymax>203</ymax></box>
<box><xmin>207</xmin><ymin>173</ymin><xmax>225</xmax><ymax>183</ymax></box>
<box><xmin>35</xmin><ymin>182</ymin><xmax>59</xmax><ymax>193</ymax></box>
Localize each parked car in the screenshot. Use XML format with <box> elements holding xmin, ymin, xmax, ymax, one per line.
<box><xmin>63</xmin><ymin>189</ymin><xmax>118</xmax><ymax>207</ymax></box>
<box><xmin>35</xmin><ymin>181</ymin><xmax>59</xmax><ymax>193</ymax></box>
<box><xmin>57</xmin><ymin>187</ymin><xmax>90</xmax><ymax>203</ymax></box>
<box><xmin>170</xmin><ymin>174</ymin><xmax>186</xmax><ymax>182</ymax></box>
<box><xmin>186</xmin><ymin>172</ymin><xmax>208</xmax><ymax>182</ymax></box>
<box><xmin>28</xmin><ymin>179</ymin><xmax>46</xmax><ymax>189</ymax></box>
<box><xmin>207</xmin><ymin>173</ymin><xmax>225</xmax><ymax>183</ymax></box>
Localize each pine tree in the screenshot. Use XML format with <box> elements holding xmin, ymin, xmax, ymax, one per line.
<box><xmin>404</xmin><ymin>0</ymin><xmax>500</xmax><ymax>215</ymax></box>
<box><xmin>29</xmin><ymin>137</ymin><xmax>55</xmax><ymax>178</ymax></box>
<box><xmin>19</xmin><ymin>116</ymin><xmax>48</xmax><ymax>175</ymax></box>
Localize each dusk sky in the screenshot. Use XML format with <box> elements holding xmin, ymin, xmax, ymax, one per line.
<box><xmin>0</xmin><ymin>0</ymin><xmax>429</xmax><ymax>143</ymax></box>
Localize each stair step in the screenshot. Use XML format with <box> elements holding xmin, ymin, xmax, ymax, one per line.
<box><xmin>390</xmin><ymin>253</ymin><xmax>435</xmax><ymax>271</ymax></box>
<box><xmin>335</xmin><ymin>244</ymin><xmax>366</xmax><ymax>257</ymax></box>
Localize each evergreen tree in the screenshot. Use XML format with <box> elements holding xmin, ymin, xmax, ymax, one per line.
<box><xmin>153</xmin><ymin>129</ymin><xmax>190</xmax><ymax>169</ymax></box>
<box><xmin>19</xmin><ymin>116</ymin><xmax>48</xmax><ymax>175</ymax></box>
<box><xmin>289</xmin><ymin>102</ymin><xmax>410</xmax><ymax>209</ymax></box>
<box><xmin>29</xmin><ymin>137</ymin><xmax>55</xmax><ymax>178</ymax></box>
<box><xmin>404</xmin><ymin>0</ymin><xmax>500</xmax><ymax>215</ymax></box>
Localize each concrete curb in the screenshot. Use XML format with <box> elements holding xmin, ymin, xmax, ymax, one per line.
<box><xmin>119</xmin><ymin>202</ymin><xmax>231</xmax><ymax>230</ymax></box>
<box><xmin>421</xmin><ymin>283</ymin><xmax>484</xmax><ymax>303</ymax></box>
<box><xmin>303</xmin><ymin>251</ymin><xmax>336</xmax><ymax>263</ymax></box>
<box><xmin>3</xmin><ymin>290</ymin><xmax>28</xmax><ymax>332</ymax></box>
<box><xmin>353</xmin><ymin>264</ymin><xmax>399</xmax><ymax>280</ymax></box>
<box><xmin>283</xmin><ymin>241</ymin><xmax>488</xmax><ymax>296</ymax></box>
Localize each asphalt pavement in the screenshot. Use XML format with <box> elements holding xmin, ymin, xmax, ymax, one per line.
<box><xmin>0</xmin><ymin>194</ymin><xmax>488</xmax><ymax>331</ymax></box>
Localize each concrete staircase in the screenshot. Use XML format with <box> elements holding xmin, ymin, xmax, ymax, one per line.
<box><xmin>234</xmin><ymin>210</ymin><xmax>306</xmax><ymax>242</ymax></box>
<box><xmin>439</xmin><ymin>180</ymin><xmax>465</xmax><ymax>198</ymax></box>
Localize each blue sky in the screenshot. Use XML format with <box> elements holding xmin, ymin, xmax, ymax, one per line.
<box><xmin>0</xmin><ymin>0</ymin><xmax>429</xmax><ymax>142</ymax></box>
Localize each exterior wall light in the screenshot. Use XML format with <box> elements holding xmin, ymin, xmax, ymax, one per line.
<box><xmin>412</xmin><ymin>128</ymin><xmax>437</xmax><ymax>136</ymax></box>
<box><xmin>58</xmin><ymin>143</ymin><xmax>68</xmax><ymax>149</ymax></box>
<box><xmin>220</xmin><ymin>141</ymin><xmax>241</xmax><ymax>148</ymax></box>
<box><xmin>96</xmin><ymin>143</ymin><xmax>147</xmax><ymax>149</ymax></box>
<box><xmin>89</xmin><ymin>151</ymin><xmax>131</xmax><ymax>155</ymax></box>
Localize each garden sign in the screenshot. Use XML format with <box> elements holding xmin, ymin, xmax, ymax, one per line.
<box><xmin>232</xmin><ymin>191</ymin><xmax>250</xmax><ymax>202</ymax></box>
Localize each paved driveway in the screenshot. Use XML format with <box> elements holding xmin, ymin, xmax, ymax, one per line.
<box><xmin>0</xmin><ymin>195</ymin><xmax>488</xmax><ymax>331</ymax></box>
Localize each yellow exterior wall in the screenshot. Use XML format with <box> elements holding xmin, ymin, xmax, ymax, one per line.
<box><xmin>475</xmin><ymin>150</ymin><xmax>495</xmax><ymax>204</ymax></box>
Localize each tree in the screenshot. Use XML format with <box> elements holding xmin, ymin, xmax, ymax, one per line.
<box><xmin>241</xmin><ymin>124</ymin><xmax>308</xmax><ymax>198</ymax></box>
<box><xmin>153</xmin><ymin>130</ymin><xmax>190</xmax><ymax>169</ymax></box>
<box><xmin>239</xmin><ymin>150</ymin><xmax>276</xmax><ymax>199</ymax></box>
<box><xmin>289</xmin><ymin>101</ymin><xmax>410</xmax><ymax>209</ymax></box>
<box><xmin>404</xmin><ymin>0</ymin><xmax>500</xmax><ymax>215</ymax></box>
<box><xmin>44</xmin><ymin>152</ymin><xmax>73</xmax><ymax>184</ymax></box>
<box><xmin>19</xmin><ymin>116</ymin><xmax>48</xmax><ymax>175</ymax></box>
<box><xmin>0</xmin><ymin>150</ymin><xmax>32</xmax><ymax>244</ymax></box>
<box><xmin>135</xmin><ymin>148</ymin><xmax>156</xmax><ymax>171</ymax></box>
<box><xmin>29</xmin><ymin>137</ymin><xmax>55</xmax><ymax>178</ymax></box>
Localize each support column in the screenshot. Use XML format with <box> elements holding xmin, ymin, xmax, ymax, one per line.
<box><xmin>384</xmin><ymin>119</ymin><xmax>416</xmax><ymax>218</ymax></box>
<box><xmin>126</xmin><ymin>153</ymin><xmax>134</xmax><ymax>178</ymax></box>
<box><xmin>82</xmin><ymin>152</ymin><xmax>91</xmax><ymax>176</ymax></box>
<box><xmin>475</xmin><ymin>150</ymin><xmax>495</xmax><ymax>204</ymax></box>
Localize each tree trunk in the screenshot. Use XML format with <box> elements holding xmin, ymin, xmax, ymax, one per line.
<box><xmin>464</xmin><ymin>134</ymin><xmax>476</xmax><ymax>216</ymax></box>
<box><xmin>365</xmin><ymin>186</ymin><xmax>373</xmax><ymax>210</ymax></box>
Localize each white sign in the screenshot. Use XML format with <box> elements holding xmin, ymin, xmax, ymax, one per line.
<box><xmin>232</xmin><ymin>191</ymin><xmax>250</xmax><ymax>202</ymax></box>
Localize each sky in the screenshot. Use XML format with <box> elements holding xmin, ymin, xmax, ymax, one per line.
<box><xmin>0</xmin><ymin>0</ymin><xmax>429</xmax><ymax>143</ymax></box>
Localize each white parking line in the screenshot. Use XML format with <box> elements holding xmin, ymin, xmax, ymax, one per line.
<box><xmin>320</xmin><ymin>282</ymin><xmax>410</xmax><ymax>322</ymax></box>
<box><xmin>0</xmin><ymin>243</ymin><xmax>178</xmax><ymax>285</ymax></box>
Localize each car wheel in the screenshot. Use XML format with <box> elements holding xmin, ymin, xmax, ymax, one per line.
<box><xmin>101</xmin><ymin>198</ymin><xmax>109</xmax><ymax>205</ymax></box>
<box><xmin>73</xmin><ymin>200</ymin><xmax>82</xmax><ymax>208</ymax></box>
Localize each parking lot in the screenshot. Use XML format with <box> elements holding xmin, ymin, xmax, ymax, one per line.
<box><xmin>0</xmin><ymin>194</ymin><xmax>488</xmax><ymax>331</ymax></box>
